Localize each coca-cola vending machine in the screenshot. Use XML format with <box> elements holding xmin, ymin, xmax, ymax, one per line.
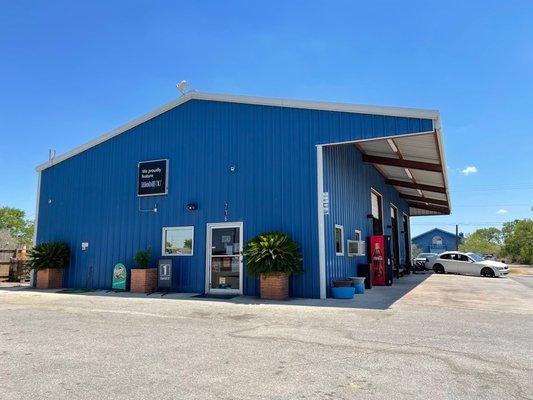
<box><xmin>370</xmin><ymin>235</ymin><xmax>393</xmax><ymax>286</ymax></box>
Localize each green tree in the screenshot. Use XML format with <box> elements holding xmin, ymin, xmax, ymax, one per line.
<box><xmin>0</xmin><ymin>207</ymin><xmax>34</xmax><ymax>246</ymax></box>
<box><xmin>459</xmin><ymin>227</ymin><xmax>502</xmax><ymax>256</ymax></box>
<box><xmin>501</xmin><ymin>219</ymin><xmax>533</xmax><ymax>264</ymax></box>
<box><xmin>411</xmin><ymin>243</ymin><xmax>422</xmax><ymax>258</ymax></box>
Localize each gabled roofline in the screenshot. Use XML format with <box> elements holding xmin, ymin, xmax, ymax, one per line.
<box><xmin>411</xmin><ymin>227</ymin><xmax>459</xmax><ymax>241</ymax></box>
<box><xmin>36</xmin><ymin>91</ymin><xmax>440</xmax><ymax>172</ymax></box>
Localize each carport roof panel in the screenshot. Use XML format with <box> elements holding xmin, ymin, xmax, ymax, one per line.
<box><xmin>356</xmin><ymin>131</ymin><xmax>451</xmax><ymax>215</ymax></box>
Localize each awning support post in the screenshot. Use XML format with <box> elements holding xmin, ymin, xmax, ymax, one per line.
<box><xmin>316</xmin><ymin>145</ymin><xmax>326</xmax><ymax>300</ymax></box>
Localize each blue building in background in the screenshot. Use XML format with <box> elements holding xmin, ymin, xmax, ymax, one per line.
<box><xmin>35</xmin><ymin>92</ymin><xmax>451</xmax><ymax>298</ymax></box>
<box><xmin>411</xmin><ymin>228</ymin><xmax>462</xmax><ymax>254</ymax></box>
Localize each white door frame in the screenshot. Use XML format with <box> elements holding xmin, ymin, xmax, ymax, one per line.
<box><xmin>205</xmin><ymin>222</ymin><xmax>244</xmax><ymax>295</ymax></box>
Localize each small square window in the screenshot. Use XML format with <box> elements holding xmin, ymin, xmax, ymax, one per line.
<box><xmin>354</xmin><ymin>230</ymin><xmax>361</xmax><ymax>241</ymax></box>
<box><xmin>162</xmin><ymin>226</ymin><xmax>194</xmax><ymax>256</ymax></box>
<box><xmin>335</xmin><ymin>225</ymin><xmax>344</xmax><ymax>256</ymax></box>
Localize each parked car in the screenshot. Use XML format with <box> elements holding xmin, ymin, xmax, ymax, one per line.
<box><xmin>427</xmin><ymin>251</ymin><xmax>509</xmax><ymax>277</ymax></box>
<box><xmin>412</xmin><ymin>253</ymin><xmax>438</xmax><ymax>271</ymax></box>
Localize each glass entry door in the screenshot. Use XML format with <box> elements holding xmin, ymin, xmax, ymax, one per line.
<box><xmin>206</xmin><ymin>222</ymin><xmax>243</xmax><ymax>294</ymax></box>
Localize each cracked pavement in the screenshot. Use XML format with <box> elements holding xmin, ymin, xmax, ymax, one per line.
<box><xmin>0</xmin><ymin>273</ymin><xmax>531</xmax><ymax>399</ymax></box>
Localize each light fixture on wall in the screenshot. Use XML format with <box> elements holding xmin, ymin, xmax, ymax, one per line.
<box><xmin>186</xmin><ymin>203</ymin><xmax>198</xmax><ymax>211</ymax></box>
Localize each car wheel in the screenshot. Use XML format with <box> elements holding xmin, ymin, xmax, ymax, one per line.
<box><xmin>433</xmin><ymin>264</ymin><xmax>445</xmax><ymax>274</ymax></box>
<box><xmin>481</xmin><ymin>267</ymin><xmax>495</xmax><ymax>278</ymax></box>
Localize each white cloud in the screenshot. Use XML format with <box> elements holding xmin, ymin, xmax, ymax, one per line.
<box><xmin>496</xmin><ymin>209</ymin><xmax>508</xmax><ymax>214</ymax></box>
<box><xmin>461</xmin><ymin>166</ymin><xmax>478</xmax><ymax>175</ymax></box>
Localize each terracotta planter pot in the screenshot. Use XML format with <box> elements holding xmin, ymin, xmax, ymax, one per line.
<box><xmin>332</xmin><ymin>280</ymin><xmax>352</xmax><ymax>287</ymax></box>
<box><xmin>36</xmin><ymin>268</ymin><xmax>64</xmax><ymax>289</ymax></box>
<box><xmin>130</xmin><ymin>268</ymin><xmax>157</xmax><ymax>293</ymax></box>
<box><xmin>260</xmin><ymin>272</ymin><xmax>289</xmax><ymax>300</ymax></box>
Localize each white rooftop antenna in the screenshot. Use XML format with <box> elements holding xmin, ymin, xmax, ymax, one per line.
<box><xmin>176</xmin><ymin>80</ymin><xmax>189</xmax><ymax>95</ymax></box>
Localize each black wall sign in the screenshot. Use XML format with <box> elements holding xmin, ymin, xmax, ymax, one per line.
<box><xmin>158</xmin><ymin>259</ymin><xmax>172</xmax><ymax>290</ymax></box>
<box><xmin>138</xmin><ymin>159</ymin><xmax>168</xmax><ymax>196</ymax></box>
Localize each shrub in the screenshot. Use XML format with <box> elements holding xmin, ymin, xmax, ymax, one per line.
<box><xmin>133</xmin><ymin>249</ymin><xmax>151</xmax><ymax>268</ymax></box>
<box><xmin>27</xmin><ymin>242</ymin><xmax>70</xmax><ymax>270</ymax></box>
<box><xmin>243</xmin><ymin>232</ymin><xmax>302</xmax><ymax>277</ymax></box>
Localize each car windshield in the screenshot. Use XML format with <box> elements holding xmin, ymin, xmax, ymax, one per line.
<box><xmin>467</xmin><ymin>253</ymin><xmax>485</xmax><ymax>262</ymax></box>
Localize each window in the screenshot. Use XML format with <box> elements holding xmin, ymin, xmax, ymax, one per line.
<box><xmin>370</xmin><ymin>190</ymin><xmax>383</xmax><ymax>235</ymax></box>
<box><xmin>440</xmin><ymin>253</ymin><xmax>451</xmax><ymax>260</ymax></box>
<box><xmin>432</xmin><ymin>236</ymin><xmax>443</xmax><ymax>246</ymax></box>
<box><xmin>162</xmin><ymin>227</ymin><xmax>194</xmax><ymax>256</ymax></box>
<box><xmin>335</xmin><ymin>225</ymin><xmax>344</xmax><ymax>256</ymax></box>
<box><xmin>354</xmin><ymin>230</ymin><xmax>362</xmax><ymax>241</ymax></box>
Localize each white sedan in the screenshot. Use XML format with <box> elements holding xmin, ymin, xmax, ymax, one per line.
<box><xmin>428</xmin><ymin>251</ymin><xmax>509</xmax><ymax>277</ymax></box>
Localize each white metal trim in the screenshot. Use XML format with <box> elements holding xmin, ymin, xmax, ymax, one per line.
<box><xmin>434</xmin><ymin>122</ymin><xmax>452</xmax><ymax>212</ymax></box>
<box><xmin>205</xmin><ymin>222</ymin><xmax>244</xmax><ymax>295</ymax></box>
<box><xmin>318</xmin><ymin>130</ymin><xmax>435</xmax><ymax>147</ymax></box>
<box><xmin>195</xmin><ymin>92</ymin><xmax>440</xmax><ymax>119</ymax></box>
<box><xmin>370</xmin><ymin>188</ymin><xmax>385</xmax><ymax>235</ymax></box>
<box><xmin>161</xmin><ymin>226</ymin><xmax>195</xmax><ymax>256</ymax></box>
<box><xmin>316</xmin><ymin>146</ymin><xmax>326</xmax><ymax>300</ymax></box>
<box><xmin>36</xmin><ymin>92</ymin><xmax>439</xmax><ymax>172</ymax></box>
<box><xmin>354</xmin><ymin>229</ymin><xmax>362</xmax><ymax>241</ymax></box>
<box><xmin>335</xmin><ymin>224</ymin><xmax>345</xmax><ymax>256</ymax></box>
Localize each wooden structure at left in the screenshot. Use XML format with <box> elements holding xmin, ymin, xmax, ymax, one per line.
<box><xmin>0</xmin><ymin>249</ymin><xmax>30</xmax><ymax>282</ymax></box>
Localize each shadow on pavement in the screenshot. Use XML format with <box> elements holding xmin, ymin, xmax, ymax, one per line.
<box><xmin>0</xmin><ymin>272</ymin><xmax>433</xmax><ymax>310</ymax></box>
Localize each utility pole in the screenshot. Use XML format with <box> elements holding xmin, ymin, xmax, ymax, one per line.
<box><xmin>455</xmin><ymin>224</ymin><xmax>459</xmax><ymax>251</ymax></box>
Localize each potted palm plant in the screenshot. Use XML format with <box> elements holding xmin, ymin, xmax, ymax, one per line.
<box><xmin>27</xmin><ymin>242</ymin><xmax>70</xmax><ymax>289</ymax></box>
<box><xmin>243</xmin><ymin>232</ymin><xmax>302</xmax><ymax>300</ymax></box>
<box><xmin>130</xmin><ymin>249</ymin><xmax>157</xmax><ymax>293</ymax></box>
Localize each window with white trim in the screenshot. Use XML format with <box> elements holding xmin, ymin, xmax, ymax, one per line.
<box><xmin>335</xmin><ymin>225</ymin><xmax>344</xmax><ymax>255</ymax></box>
<box><xmin>162</xmin><ymin>226</ymin><xmax>194</xmax><ymax>256</ymax></box>
<box><xmin>354</xmin><ymin>230</ymin><xmax>362</xmax><ymax>241</ymax></box>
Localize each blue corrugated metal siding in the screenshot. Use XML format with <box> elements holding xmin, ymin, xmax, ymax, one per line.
<box><xmin>412</xmin><ymin>228</ymin><xmax>459</xmax><ymax>254</ymax></box>
<box><xmin>322</xmin><ymin>145</ymin><xmax>410</xmax><ymax>295</ymax></box>
<box><xmin>37</xmin><ymin>99</ymin><xmax>433</xmax><ymax>298</ymax></box>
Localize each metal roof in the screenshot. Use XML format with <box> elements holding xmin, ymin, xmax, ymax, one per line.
<box><xmin>34</xmin><ymin>91</ymin><xmax>450</xmax><ymax>214</ymax></box>
<box><xmin>355</xmin><ymin>131</ymin><xmax>451</xmax><ymax>216</ymax></box>
<box><xmin>36</xmin><ymin>91</ymin><xmax>440</xmax><ymax>172</ymax></box>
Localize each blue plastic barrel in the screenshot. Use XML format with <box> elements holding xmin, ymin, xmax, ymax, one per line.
<box><xmin>354</xmin><ymin>282</ymin><xmax>365</xmax><ymax>294</ymax></box>
<box><xmin>331</xmin><ymin>286</ymin><xmax>355</xmax><ymax>299</ymax></box>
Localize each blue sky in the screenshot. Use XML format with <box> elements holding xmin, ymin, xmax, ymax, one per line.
<box><xmin>1</xmin><ymin>0</ymin><xmax>532</xmax><ymax>236</ymax></box>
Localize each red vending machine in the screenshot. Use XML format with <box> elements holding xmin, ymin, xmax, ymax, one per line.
<box><xmin>370</xmin><ymin>235</ymin><xmax>393</xmax><ymax>286</ymax></box>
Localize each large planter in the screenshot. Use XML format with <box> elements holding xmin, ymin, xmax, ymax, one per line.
<box><xmin>260</xmin><ymin>272</ymin><xmax>289</xmax><ymax>300</ymax></box>
<box><xmin>331</xmin><ymin>286</ymin><xmax>355</xmax><ymax>299</ymax></box>
<box><xmin>130</xmin><ymin>268</ymin><xmax>157</xmax><ymax>293</ymax></box>
<box><xmin>332</xmin><ymin>280</ymin><xmax>353</xmax><ymax>287</ymax></box>
<box><xmin>36</xmin><ymin>268</ymin><xmax>64</xmax><ymax>289</ymax></box>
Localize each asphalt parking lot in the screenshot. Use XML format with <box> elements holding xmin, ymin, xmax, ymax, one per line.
<box><xmin>1</xmin><ymin>273</ymin><xmax>531</xmax><ymax>400</ymax></box>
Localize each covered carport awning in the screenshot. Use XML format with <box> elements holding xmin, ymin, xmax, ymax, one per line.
<box><xmin>355</xmin><ymin>130</ymin><xmax>451</xmax><ymax>216</ymax></box>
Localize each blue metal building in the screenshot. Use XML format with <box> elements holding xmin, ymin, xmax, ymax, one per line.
<box><xmin>35</xmin><ymin>92</ymin><xmax>451</xmax><ymax>298</ymax></box>
<box><xmin>411</xmin><ymin>228</ymin><xmax>462</xmax><ymax>254</ymax></box>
